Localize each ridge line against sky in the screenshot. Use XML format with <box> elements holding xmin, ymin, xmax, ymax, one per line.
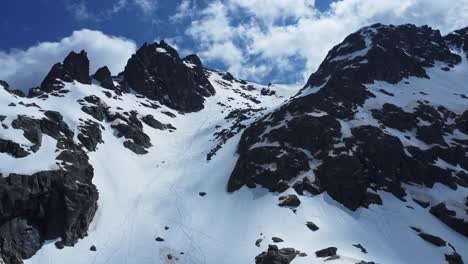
<box><xmin>1</xmin><ymin>0</ymin><xmax>468</xmax><ymax>91</ymax></box>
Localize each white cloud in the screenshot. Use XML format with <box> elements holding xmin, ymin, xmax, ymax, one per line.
<box><xmin>170</xmin><ymin>0</ymin><xmax>194</xmax><ymax>23</ymax></box>
<box><xmin>67</xmin><ymin>1</ymin><xmax>97</xmax><ymax>22</ymax></box>
<box><xmin>66</xmin><ymin>0</ymin><xmax>158</xmax><ymax>22</ymax></box>
<box><xmin>183</xmin><ymin>0</ymin><xmax>468</xmax><ymax>83</ymax></box>
<box><xmin>133</xmin><ymin>0</ymin><xmax>158</xmax><ymax>15</ymax></box>
<box><xmin>0</xmin><ymin>29</ymin><xmax>137</xmax><ymax>91</ymax></box>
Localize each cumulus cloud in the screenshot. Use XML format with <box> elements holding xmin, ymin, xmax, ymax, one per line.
<box><xmin>181</xmin><ymin>0</ymin><xmax>468</xmax><ymax>83</ymax></box>
<box><xmin>66</xmin><ymin>0</ymin><xmax>158</xmax><ymax>22</ymax></box>
<box><xmin>0</xmin><ymin>29</ymin><xmax>136</xmax><ymax>91</ymax></box>
<box><xmin>133</xmin><ymin>0</ymin><xmax>158</xmax><ymax>15</ymax></box>
<box><xmin>170</xmin><ymin>0</ymin><xmax>195</xmax><ymax>23</ymax></box>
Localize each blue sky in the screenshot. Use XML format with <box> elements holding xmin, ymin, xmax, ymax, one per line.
<box><xmin>1</xmin><ymin>0</ymin><xmax>467</xmax><ymax>91</ymax></box>
<box><xmin>1</xmin><ymin>0</ymin><xmax>335</xmax><ymax>50</ymax></box>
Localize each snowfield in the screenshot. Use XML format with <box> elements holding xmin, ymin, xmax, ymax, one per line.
<box><xmin>0</xmin><ymin>65</ymin><xmax>460</xmax><ymax>264</ymax></box>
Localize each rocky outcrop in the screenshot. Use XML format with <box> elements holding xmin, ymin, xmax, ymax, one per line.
<box><xmin>0</xmin><ymin>139</ymin><xmax>29</xmax><ymax>158</ymax></box>
<box><xmin>255</xmin><ymin>245</ymin><xmax>298</xmax><ymax>264</ymax></box>
<box><xmin>40</xmin><ymin>50</ymin><xmax>91</xmax><ymax>93</ymax></box>
<box><xmin>142</xmin><ymin>114</ymin><xmax>175</xmax><ymax>130</ymax></box>
<box><xmin>122</xmin><ymin>41</ymin><xmax>215</xmax><ymax>112</ymax></box>
<box><xmin>228</xmin><ymin>24</ymin><xmax>468</xmax><ymax>217</ymax></box>
<box><xmin>430</xmin><ymin>203</ymin><xmax>468</xmax><ymax>237</ymax></box>
<box><xmin>444</xmin><ymin>26</ymin><xmax>468</xmax><ymax>59</ymax></box>
<box><xmin>92</xmin><ymin>66</ymin><xmax>115</xmax><ymax>90</ymax></box>
<box><xmin>0</xmin><ymin>112</ymin><xmax>98</xmax><ymax>264</ymax></box>
<box><xmin>315</xmin><ymin>247</ymin><xmax>337</xmax><ymax>258</ymax></box>
<box><xmin>77</xmin><ymin>95</ymin><xmax>153</xmax><ymax>154</ymax></box>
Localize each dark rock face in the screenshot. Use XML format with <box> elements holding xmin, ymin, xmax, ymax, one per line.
<box><xmin>255</xmin><ymin>245</ymin><xmax>298</xmax><ymax>264</ymax></box>
<box><xmin>109</xmin><ymin>111</ymin><xmax>152</xmax><ymax>155</ymax></box>
<box><xmin>40</xmin><ymin>50</ymin><xmax>91</xmax><ymax>92</ymax></box>
<box><xmin>228</xmin><ymin>23</ymin><xmax>468</xmax><ymax>223</ymax></box>
<box><xmin>78</xmin><ymin>120</ymin><xmax>104</xmax><ymax>151</ymax></box>
<box><xmin>444</xmin><ymin>26</ymin><xmax>468</xmax><ymax>59</ymax></box>
<box><xmin>77</xmin><ymin>96</ymin><xmax>154</xmax><ymax>154</ymax></box>
<box><xmin>228</xmin><ymin>146</ymin><xmax>309</xmax><ymax>192</ymax></box>
<box><xmin>0</xmin><ymin>139</ymin><xmax>29</xmax><ymax>158</ymax></box>
<box><xmin>92</xmin><ymin>66</ymin><xmax>115</xmax><ymax>90</ymax></box>
<box><xmin>123</xmin><ymin>41</ymin><xmax>215</xmax><ymax>112</ymax></box>
<box><xmin>0</xmin><ymin>113</ymin><xmax>98</xmax><ymax>264</ymax></box>
<box><xmin>315</xmin><ymin>247</ymin><xmax>337</xmax><ymax>258</ymax></box>
<box><xmin>371</xmin><ymin>103</ymin><xmax>416</xmax><ymax>131</ymax></box>
<box><xmin>430</xmin><ymin>203</ymin><xmax>468</xmax><ymax>237</ymax></box>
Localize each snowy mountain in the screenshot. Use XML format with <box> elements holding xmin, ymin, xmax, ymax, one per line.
<box><xmin>0</xmin><ymin>24</ymin><xmax>467</xmax><ymax>264</ymax></box>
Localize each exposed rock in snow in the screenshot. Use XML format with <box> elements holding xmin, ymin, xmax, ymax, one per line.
<box><xmin>122</xmin><ymin>40</ymin><xmax>215</xmax><ymax>112</ymax></box>
<box><xmin>92</xmin><ymin>66</ymin><xmax>115</xmax><ymax>90</ymax></box>
<box><xmin>315</xmin><ymin>247</ymin><xmax>337</xmax><ymax>258</ymax></box>
<box><xmin>0</xmin><ymin>23</ymin><xmax>467</xmax><ymax>264</ymax></box>
<box><xmin>255</xmin><ymin>245</ymin><xmax>297</xmax><ymax>264</ymax></box>
<box><xmin>229</xmin><ymin>23</ymin><xmax>468</xmax><ymax>215</ymax></box>
<box><xmin>40</xmin><ymin>50</ymin><xmax>91</xmax><ymax>93</ymax></box>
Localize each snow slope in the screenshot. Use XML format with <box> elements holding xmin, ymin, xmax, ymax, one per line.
<box><xmin>0</xmin><ymin>67</ymin><xmax>461</xmax><ymax>264</ymax></box>
<box><xmin>1</xmin><ymin>24</ymin><xmax>467</xmax><ymax>264</ymax></box>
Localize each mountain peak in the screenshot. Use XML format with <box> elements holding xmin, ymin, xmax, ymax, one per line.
<box><xmin>40</xmin><ymin>50</ymin><xmax>91</xmax><ymax>93</ymax></box>
<box><xmin>123</xmin><ymin>40</ymin><xmax>215</xmax><ymax>112</ymax></box>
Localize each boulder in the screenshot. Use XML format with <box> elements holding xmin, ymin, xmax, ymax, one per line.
<box><xmin>315</xmin><ymin>247</ymin><xmax>337</xmax><ymax>258</ymax></box>
<box><xmin>255</xmin><ymin>245</ymin><xmax>298</xmax><ymax>264</ymax></box>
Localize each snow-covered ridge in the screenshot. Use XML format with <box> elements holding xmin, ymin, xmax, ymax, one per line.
<box><xmin>229</xmin><ymin>23</ymin><xmax>468</xmax><ymax>264</ymax></box>
<box><xmin>0</xmin><ymin>46</ymin><xmax>299</xmax><ymax>263</ymax></box>
<box><xmin>0</xmin><ymin>24</ymin><xmax>467</xmax><ymax>264</ymax></box>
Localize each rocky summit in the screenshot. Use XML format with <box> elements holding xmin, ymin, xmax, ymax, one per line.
<box><xmin>229</xmin><ymin>24</ymin><xmax>468</xmax><ymax>213</ymax></box>
<box><xmin>0</xmin><ymin>24</ymin><xmax>467</xmax><ymax>264</ymax></box>
<box><xmin>123</xmin><ymin>41</ymin><xmax>215</xmax><ymax>112</ymax></box>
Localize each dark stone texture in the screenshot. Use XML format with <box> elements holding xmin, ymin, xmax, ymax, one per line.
<box><xmin>123</xmin><ymin>41</ymin><xmax>215</xmax><ymax>112</ymax></box>
<box><xmin>418</xmin><ymin>233</ymin><xmax>447</xmax><ymax>247</ymax></box>
<box><xmin>255</xmin><ymin>245</ymin><xmax>297</xmax><ymax>264</ymax></box>
<box><xmin>77</xmin><ymin>120</ymin><xmax>103</xmax><ymax>152</ymax></box>
<box><xmin>0</xmin><ymin>139</ymin><xmax>29</xmax><ymax>158</ymax></box>
<box><xmin>272</xmin><ymin>237</ymin><xmax>284</xmax><ymax>243</ymax></box>
<box><xmin>315</xmin><ymin>247</ymin><xmax>337</xmax><ymax>258</ymax></box>
<box><xmin>371</xmin><ymin>103</ymin><xmax>416</xmax><ymax>131</ymax></box>
<box><xmin>430</xmin><ymin>203</ymin><xmax>468</xmax><ymax>237</ymax></box>
<box><xmin>445</xmin><ymin>252</ymin><xmax>464</xmax><ymax>264</ymax></box>
<box><xmin>353</xmin><ymin>244</ymin><xmax>367</xmax><ymax>253</ymax></box>
<box><xmin>92</xmin><ymin>66</ymin><xmax>115</xmax><ymax>90</ymax></box>
<box><xmin>228</xmin><ymin>146</ymin><xmax>309</xmax><ymax>192</ymax></box>
<box><xmin>306</xmin><ymin>221</ymin><xmax>319</xmax><ymax>232</ymax></box>
<box><xmin>278</xmin><ymin>195</ymin><xmax>301</xmax><ymax>208</ymax></box>
<box><xmin>41</xmin><ymin>50</ymin><xmax>91</xmax><ymax>92</ymax></box>
<box><xmin>0</xmin><ymin>113</ymin><xmax>98</xmax><ymax>264</ymax></box>
<box><xmin>228</xmin><ymin>24</ymin><xmax>468</xmax><ymax>221</ymax></box>
<box><xmin>142</xmin><ymin>114</ymin><xmax>175</xmax><ymax>130</ymax></box>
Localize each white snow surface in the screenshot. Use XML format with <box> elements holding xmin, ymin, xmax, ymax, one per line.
<box><xmin>0</xmin><ymin>67</ymin><xmax>466</xmax><ymax>264</ymax></box>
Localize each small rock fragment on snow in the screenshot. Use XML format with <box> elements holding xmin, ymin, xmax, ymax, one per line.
<box><xmin>255</xmin><ymin>238</ymin><xmax>263</xmax><ymax>247</ymax></box>
<box><xmin>352</xmin><ymin>244</ymin><xmax>367</xmax><ymax>253</ymax></box>
<box><xmin>272</xmin><ymin>237</ymin><xmax>284</xmax><ymax>243</ymax></box>
<box><xmin>306</xmin><ymin>221</ymin><xmax>319</xmax><ymax>231</ymax></box>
